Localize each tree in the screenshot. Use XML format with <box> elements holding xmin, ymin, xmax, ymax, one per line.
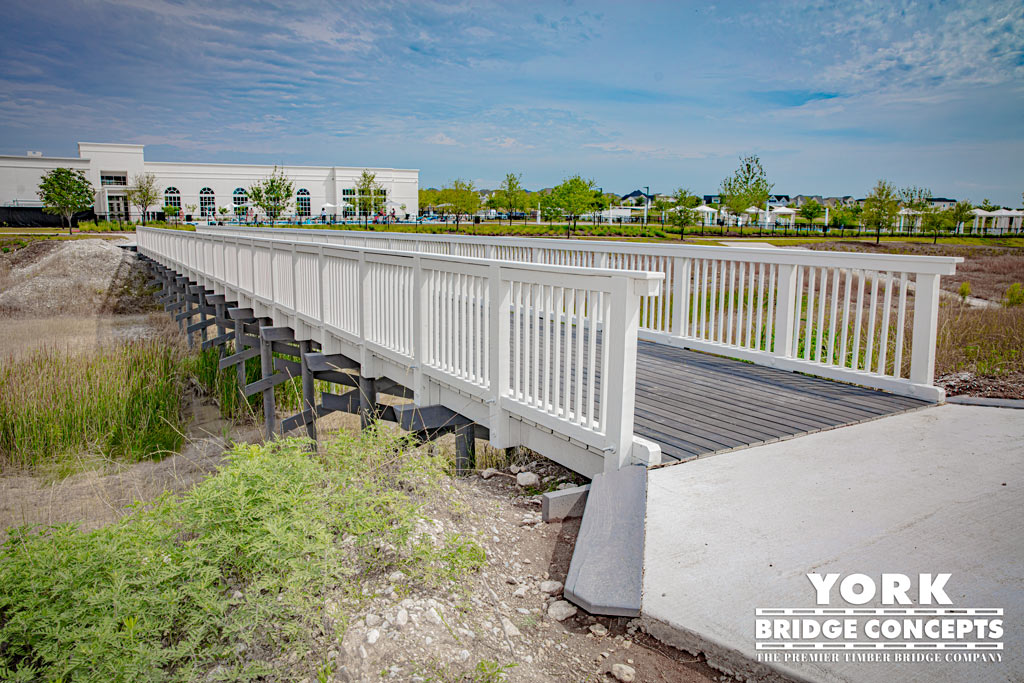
<box><xmin>37</xmin><ymin>167</ymin><xmax>93</xmax><ymax>235</ymax></box>
<box><xmin>549</xmin><ymin>175</ymin><xmax>596</xmax><ymax>238</ymax></box>
<box><xmin>651</xmin><ymin>197</ymin><xmax>672</xmax><ymax>225</ymax></box>
<box><xmin>591</xmin><ymin>189</ymin><xmax>612</xmax><ymax>226</ymax></box>
<box><xmin>949</xmin><ymin>200</ymin><xmax>973</xmax><ymax>235</ymax></box>
<box><xmin>862</xmin><ymin>180</ymin><xmax>900</xmax><ymax>244</ymax></box>
<box><xmin>798</xmin><ymin>199</ymin><xmax>825</xmax><ymax>228</ymax></box>
<box><xmin>125</xmin><ymin>172</ymin><xmax>160</xmax><ymax>226</ymax></box>
<box><xmin>898</xmin><ymin>186</ymin><xmax>931</xmax><ymax>233</ymax></box>
<box><xmin>921</xmin><ymin>207</ymin><xmax>954</xmax><ymax>244</ymax></box>
<box><xmin>719</xmin><ymin>155</ymin><xmax>774</xmax><ymax>237</ymax></box>
<box><xmin>184</xmin><ymin>204</ymin><xmax>198</xmax><ymax>222</ymax></box>
<box><xmin>539</xmin><ymin>192</ymin><xmax>561</xmax><ymax>225</ymax></box>
<box><xmin>442</xmin><ymin>178</ymin><xmax>479</xmax><ymax>230</ymax></box>
<box><xmin>248</xmin><ymin>166</ymin><xmax>294</xmax><ymax>224</ymax></box>
<box><xmin>667</xmin><ymin>188</ymin><xmax>699</xmax><ymax>240</ymax></box>
<box><xmin>418</xmin><ymin>188</ymin><xmax>439</xmax><ymax>214</ymax></box>
<box><xmin>355</xmin><ymin>170</ymin><xmax>383</xmax><ymax>226</ymax></box>
<box><xmin>496</xmin><ymin>172</ymin><xmax>525</xmax><ymax>226</ymax></box>
<box><xmin>163</xmin><ymin>205</ymin><xmax>180</xmax><ymax>225</ymax></box>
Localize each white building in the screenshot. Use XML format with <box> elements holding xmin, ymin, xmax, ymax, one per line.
<box><xmin>0</xmin><ymin>142</ymin><xmax>419</xmax><ymax>221</ymax></box>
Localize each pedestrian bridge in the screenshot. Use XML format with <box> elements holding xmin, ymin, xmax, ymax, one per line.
<box><xmin>137</xmin><ymin>226</ymin><xmax>959</xmax><ymax>476</ymax></box>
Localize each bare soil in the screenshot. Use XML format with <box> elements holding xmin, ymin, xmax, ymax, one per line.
<box><xmin>0</xmin><ymin>237</ymin><xmax>157</xmax><ymax>316</ymax></box>
<box><xmin>797</xmin><ymin>241</ymin><xmax>1024</xmax><ymax>303</ymax></box>
<box><xmin>0</xmin><ymin>400</ymin><xmax>260</xmax><ymax>540</ymax></box>
<box><xmin>936</xmin><ymin>371</ymin><xmax>1024</xmax><ymax>400</ymax></box>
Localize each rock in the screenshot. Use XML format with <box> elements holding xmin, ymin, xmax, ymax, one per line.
<box><xmin>365</xmin><ymin>614</ymin><xmax>381</xmax><ymax>628</ymax></box>
<box><xmin>501</xmin><ymin>616</ymin><xmax>521</xmax><ymax>637</ymax></box>
<box><xmin>611</xmin><ymin>663</ymin><xmax>636</xmax><ymax>682</ymax></box>
<box><xmin>481</xmin><ymin>468</ymin><xmax>499</xmax><ymax>480</ymax></box>
<box><xmin>516</xmin><ymin>472</ymin><xmax>540</xmax><ymax>487</ymax></box>
<box><xmin>366</xmin><ymin>629</ymin><xmax>380</xmax><ymax>645</ymax></box>
<box><xmin>547</xmin><ymin>600</ymin><xmax>577</xmax><ymax>621</ymax></box>
<box><xmin>510</xmin><ymin>465</ymin><xmax>521</xmax><ymax>474</ymax></box>
<box><xmin>539</xmin><ymin>580</ymin><xmax>563</xmax><ymax>595</ymax></box>
<box><xmin>388</xmin><ymin>571</ymin><xmax>406</xmax><ymax>583</ymax></box>
<box><xmin>590</xmin><ymin>623</ymin><xmax>608</xmax><ymax>637</ymax></box>
<box><xmin>512</xmin><ymin>586</ymin><xmax>528</xmax><ymax>598</ymax></box>
<box><xmin>426</xmin><ymin>607</ymin><xmax>442</xmax><ymax>625</ymax></box>
<box><xmin>231</xmin><ymin>590</ymin><xmax>243</xmax><ymax>600</ymax></box>
<box><xmin>396</xmin><ymin>608</ymin><xmax>409</xmax><ymax>628</ymax></box>
<box><xmin>557</xmin><ymin>482</ymin><xmax>573</xmax><ymax>490</ymax></box>
<box><xmin>506</xmin><ymin>576</ymin><xmax>518</xmax><ymax>585</ymax></box>
<box><xmin>458</xmin><ymin>649</ymin><xmax>471</xmax><ymax>662</ymax></box>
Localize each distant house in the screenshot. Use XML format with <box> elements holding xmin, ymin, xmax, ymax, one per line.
<box><xmin>822</xmin><ymin>196</ymin><xmax>855</xmax><ymax>208</ymax></box>
<box><xmin>767</xmin><ymin>194</ymin><xmax>790</xmax><ymax>207</ymax></box>
<box><xmin>703</xmin><ymin>194</ymin><xmax>722</xmax><ymax>205</ymax></box>
<box><xmin>621</xmin><ymin>189</ymin><xmax>652</xmax><ymax>206</ymax></box>
<box><xmin>928</xmin><ymin>197</ymin><xmax>957</xmax><ymax>209</ymax></box>
<box><xmin>792</xmin><ymin>195</ymin><xmax>824</xmax><ymax>207</ymax></box>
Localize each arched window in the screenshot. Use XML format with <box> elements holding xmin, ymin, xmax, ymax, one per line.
<box><xmin>296</xmin><ymin>188</ymin><xmax>311</xmax><ymax>217</ymax></box>
<box><xmin>232</xmin><ymin>188</ymin><xmax>248</xmax><ymax>216</ymax></box>
<box><xmin>199</xmin><ymin>187</ymin><xmax>215</xmax><ymax>217</ymax></box>
<box><xmin>164</xmin><ymin>187</ymin><xmax>181</xmax><ymax>208</ymax></box>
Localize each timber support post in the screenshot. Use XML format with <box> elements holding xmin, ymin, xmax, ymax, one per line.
<box><xmin>299</xmin><ymin>339</ymin><xmax>316</xmax><ymax>443</ymax></box>
<box><xmin>258</xmin><ymin>327</ymin><xmax>276</xmax><ymax>438</ymax></box>
<box><xmin>358</xmin><ymin>375</ymin><xmax>377</xmax><ymax>429</ymax></box>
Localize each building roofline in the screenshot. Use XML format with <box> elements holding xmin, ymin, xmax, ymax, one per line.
<box><xmin>77</xmin><ymin>142</ymin><xmax>145</xmax><ymax>148</ymax></box>
<box><xmin>143</xmin><ymin>160</ymin><xmax>419</xmax><ymax>173</ymax></box>
<box><xmin>0</xmin><ymin>154</ymin><xmax>88</xmax><ymax>162</ymax></box>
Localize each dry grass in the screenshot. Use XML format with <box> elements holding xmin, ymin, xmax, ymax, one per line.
<box><xmin>799</xmin><ymin>241</ymin><xmax>1024</xmax><ymax>303</ymax></box>
<box><xmin>935</xmin><ymin>303</ymin><xmax>1024</xmax><ymax>377</ymax></box>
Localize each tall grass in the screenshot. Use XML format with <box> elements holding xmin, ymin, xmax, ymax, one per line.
<box><xmin>936</xmin><ymin>304</ymin><xmax>1024</xmax><ymax>376</ymax></box>
<box><xmin>0</xmin><ymin>341</ymin><xmax>191</xmax><ymax>472</ymax></box>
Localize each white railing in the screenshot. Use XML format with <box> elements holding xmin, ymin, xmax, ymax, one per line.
<box><xmin>198</xmin><ymin>226</ymin><xmax>961</xmax><ymax>400</ymax></box>
<box><xmin>138</xmin><ymin>227</ymin><xmax>663</xmax><ymax>472</ymax></box>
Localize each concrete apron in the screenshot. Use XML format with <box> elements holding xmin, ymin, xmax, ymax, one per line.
<box><xmin>640</xmin><ymin>404</ymin><xmax>1023</xmax><ymax>683</ymax></box>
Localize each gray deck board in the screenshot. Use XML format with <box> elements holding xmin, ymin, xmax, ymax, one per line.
<box><xmin>633</xmin><ymin>342</ymin><xmax>931</xmax><ymax>463</ymax></box>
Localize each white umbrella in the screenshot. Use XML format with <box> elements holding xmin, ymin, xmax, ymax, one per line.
<box><xmin>322</xmin><ymin>202</ymin><xmax>336</xmax><ymax>209</ymax></box>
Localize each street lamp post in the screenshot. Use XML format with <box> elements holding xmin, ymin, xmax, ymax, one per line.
<box><xmin>595</xmin><ymin>186</ymin><xmax>602</xmax><ymax>227</ymax></box>
<box><xmin>643</xmin><ymin>186</ymin><xmax>650</xmax><ymax>226</ymax></box>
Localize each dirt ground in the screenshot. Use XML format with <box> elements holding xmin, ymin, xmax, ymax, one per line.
<box><xmin>0</xmin><ymin>237</ymin><xmax>156</xmax><ymax>316</ymax></box>
<box><xmin>799</xmin><ymin>241</ymin><xmax>1024</xmax><ymax>303</ymax></box>
<box><xmin>0</xmin><ymin>400</ymin><xmax>260</xmax><ymax>540</ymax></box>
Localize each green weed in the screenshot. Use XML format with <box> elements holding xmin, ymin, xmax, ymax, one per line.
<box><xmin>0</xmin><ymin>431</ymin><xmax>484</xmax><ymax>682</ymax></box>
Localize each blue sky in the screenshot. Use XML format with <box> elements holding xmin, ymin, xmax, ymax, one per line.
<box><xmin>1</xmin><ymin>0</ymin><xmax>1021</xmax><ymax>204</ymax></box>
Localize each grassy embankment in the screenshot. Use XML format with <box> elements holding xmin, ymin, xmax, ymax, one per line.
<box><xmin>0</xmin><ymin>431</ymin><xmax>485</xmax><ymax>682</ymax></box>
<box><xmin>0</xmin><ymin>333</ymin><xmax>314</xmax><ymax>476</ymax></box>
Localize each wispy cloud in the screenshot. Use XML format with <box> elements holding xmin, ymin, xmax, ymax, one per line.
<box><xmin>0</xmin><ymin>0</ymin><xmax>1020</xmax><ymax>202</ymax></box>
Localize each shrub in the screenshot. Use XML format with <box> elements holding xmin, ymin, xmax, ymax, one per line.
<box><xmin>1004</xmin><ymin>282</ymin><xmax>1023</xmax><ymax>307</ymax></box>
<box><xmin>0</xmin><ymin>433</ymin><xmax>484</xmax><ymax>682</ymax></box>
<box><xmin>958</xmin><ymin>281</ymin><xmax>971</xmax><ymax>302</ymax></box>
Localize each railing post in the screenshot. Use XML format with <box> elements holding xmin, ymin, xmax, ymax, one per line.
<box><xmin>909</xmin><ymin>273</ymin><xmax>940</xmax><ymax>389</ymax></box>
<box><xmin>772</xmin><ymin>263</ymin><xmax>798</xmax><ymax>357</ymax></box>
<box><xmin>603</xmin><ymin>276</ymin><xmax>642</xmax><ymax>471</ymax></box>
<box><xmin>358</xmin><ymin>251</ymin><xmax>375</xmax><ymax>376</ymax></box>
<box><xmin>488</xmin><ymin>263</ymin><xmax>512</xmax><ymax>447</ymax></box>
<box><xmin>671</xmin><ymin>256</ymin><xmax>688</xmax><ymax>337</ymax></box>
<box><xmin>412</xmin><ymin>255</ymin><xmax>429</xmax><ymax>401</ymax></box>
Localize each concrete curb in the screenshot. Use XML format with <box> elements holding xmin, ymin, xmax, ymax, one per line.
<box><xmin>946</xmin><ymin>395</ymin><xmax>1024</xmax><ymax>409</ymax></box>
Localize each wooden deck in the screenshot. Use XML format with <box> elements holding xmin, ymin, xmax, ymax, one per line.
<box><xmin>633</xmin><ymin>341</ymin><xmax>931</xmax><ymax>463</ymax></box>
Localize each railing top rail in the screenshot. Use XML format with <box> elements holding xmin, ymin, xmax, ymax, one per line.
<box><xmin>138</xmin><ymin>226</ymin><xmax>665</xmax><ymax>290</ymax></box>
<box><xmin>195</xmin><ymin>224</ymin><xmax>963</xmax><ymax>275</ymax></box>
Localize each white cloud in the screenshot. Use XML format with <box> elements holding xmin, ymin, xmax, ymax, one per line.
<box><xmin>425</xmin><ymin>132</ymin><xmax>459</xmax><ymax>146</ymax></box>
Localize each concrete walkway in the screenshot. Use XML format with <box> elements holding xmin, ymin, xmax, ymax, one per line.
<box><xmin>642</xmin><ymin>404</ymin><xmax>1023</xmax><ymax>682</ymax></box>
